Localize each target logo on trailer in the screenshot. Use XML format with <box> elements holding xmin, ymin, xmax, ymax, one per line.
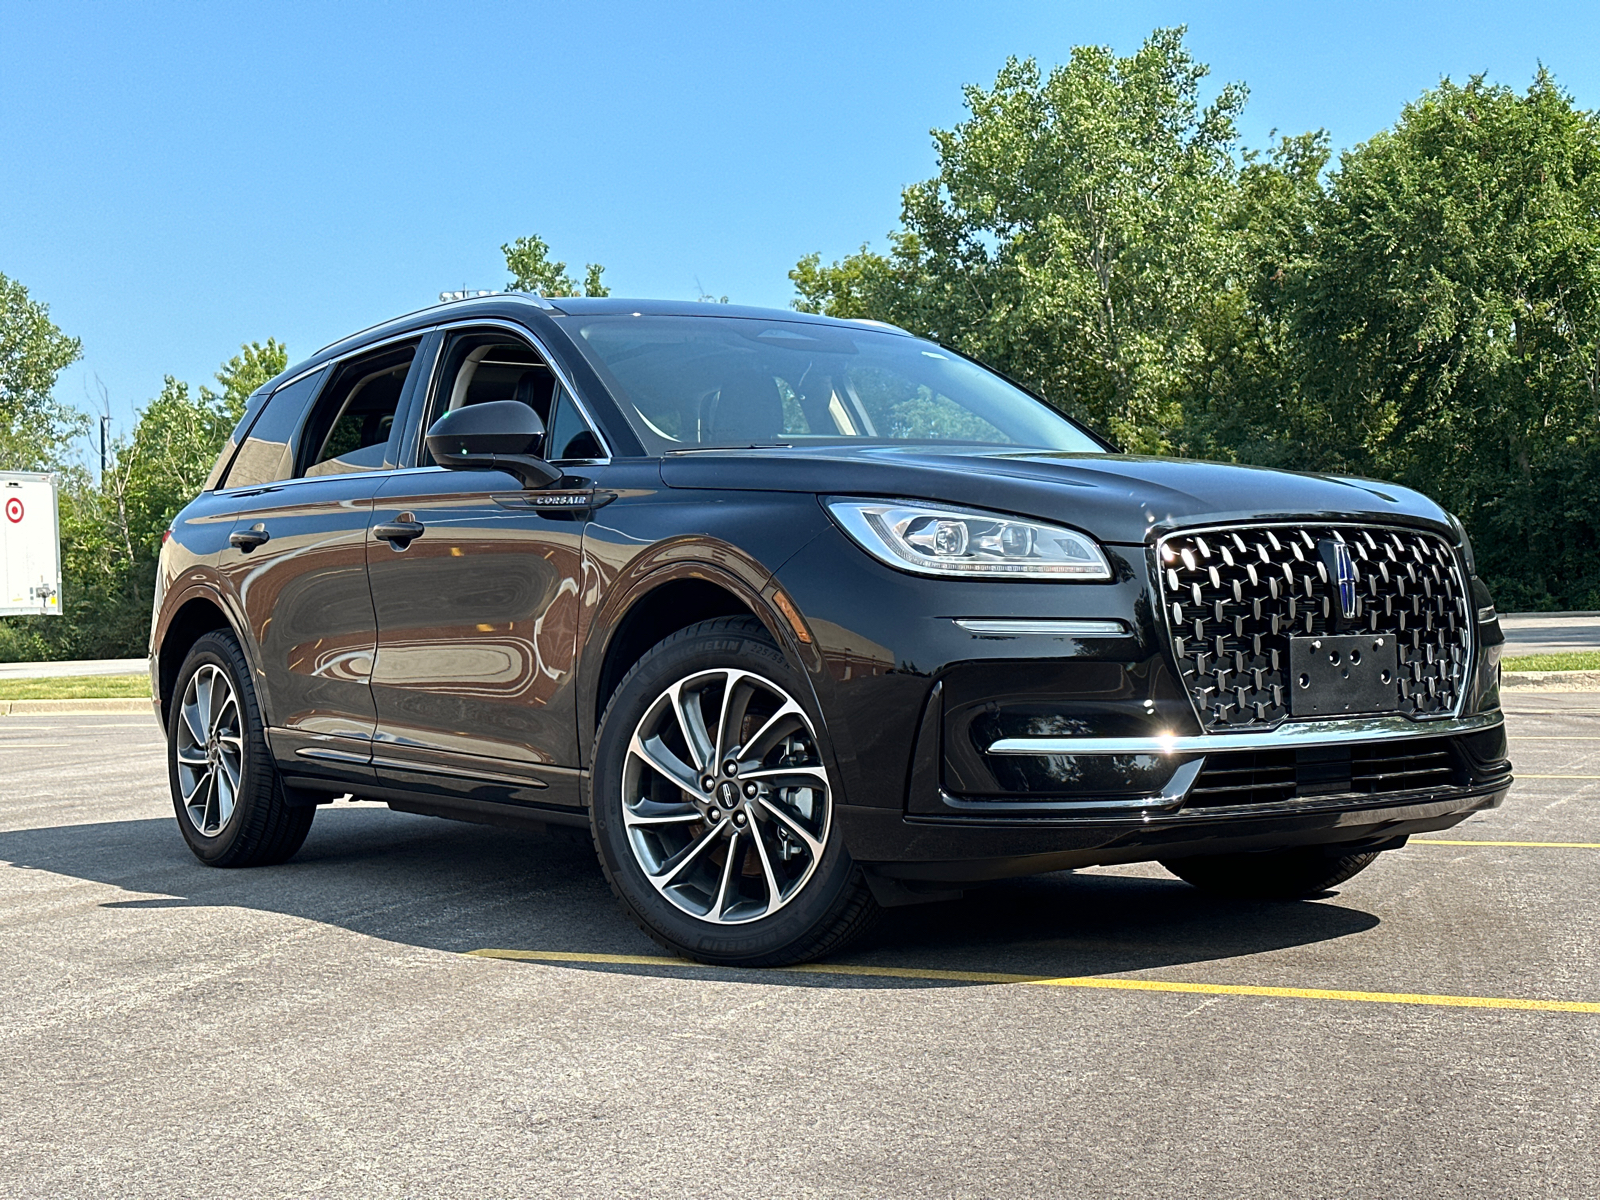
<box><xmin>4</xmin><ymin>497</ymin><xmax>22</xmax><ymax>524</ymax></box>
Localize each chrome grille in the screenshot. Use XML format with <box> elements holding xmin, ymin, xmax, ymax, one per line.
<box><xmin>1157</xmin><ymin>525</ymin><xmax>1471</xmax><ymax>730</ymax></box>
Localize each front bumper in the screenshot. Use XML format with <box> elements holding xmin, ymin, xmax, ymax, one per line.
<box><xmin>845</xmin><ymin>708</ymin><xmax>1512</xmax><ymax>882</ymax></box>
<box><xmin>845</xmin><ymin>781</ymin><xmax>1509</xmax><ymax>883</ymax></box>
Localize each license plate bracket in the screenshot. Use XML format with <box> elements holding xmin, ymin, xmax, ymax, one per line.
<box><xmin>1288</xmin><ymin>634</ymin><xmax>1401</xmax><ymax>717</ymax></box>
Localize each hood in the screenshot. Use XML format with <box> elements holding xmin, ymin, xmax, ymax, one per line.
<box><xmin>658</xmin><ymin>445</ymin><xmax>1451</xmax><ymax>545</ymax></box>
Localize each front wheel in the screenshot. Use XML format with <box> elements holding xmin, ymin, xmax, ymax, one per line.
<box><xmin>590</xmin><ymin>617</ymin><xmax>878</xmax><ymax>966</ymax></box>
<box><xmin>1160</xmin><ymin>845</ymin><xmax>1383</xmax><ymax>899</ymax></box>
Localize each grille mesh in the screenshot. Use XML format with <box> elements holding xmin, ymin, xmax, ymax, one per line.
<box><xmin>1158</xmin><ymin>525</ymin><xmax>1471</xmax><ymax>730</ymax></box>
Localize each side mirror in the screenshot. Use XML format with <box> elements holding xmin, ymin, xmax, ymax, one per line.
<box><xmin>425</xmin><ymin>400</ymin><xmax>562</xmax><ymax>489</ymax></box>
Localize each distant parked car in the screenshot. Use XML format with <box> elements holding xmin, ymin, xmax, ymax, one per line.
<box><xmin>148</xmin><ymin>295</ymin><xmax>1512</xmax><ymax>964</ymax></box>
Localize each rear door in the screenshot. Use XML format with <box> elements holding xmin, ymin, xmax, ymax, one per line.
<box><xmin>365</xmin><ymin>325</ymin><xmax>604</xmax><ymax>808</ymax></box>
<box><xmin>215</xmin><ymin>336</ymin><xmax>428</xmax><ymax>785</ymax></box>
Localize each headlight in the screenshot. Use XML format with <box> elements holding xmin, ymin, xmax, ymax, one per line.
<box><xmin>1447</xmin><ymin>512</ymin><xmax>1476</xmax><ymax>576</ymax></box>
<box><xmin>825</xmin><ymin>498</ymin><xmax>1112</xmax><ymax>579</ymax></box>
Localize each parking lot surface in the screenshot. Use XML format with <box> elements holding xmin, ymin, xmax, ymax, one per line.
<box><xmin>1</xmin><ymin>703</ymin><xmax>1596</xmax><ymax>1199</ymax></box>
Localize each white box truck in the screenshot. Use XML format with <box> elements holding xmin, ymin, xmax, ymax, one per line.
<box><xmin>0</xmin><ymin>472</ymin><xmax>63</xmax><ymax>617</ymax></box>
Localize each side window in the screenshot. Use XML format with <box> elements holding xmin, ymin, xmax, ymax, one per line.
<box><xmin>546</xmin><ymin>388</ymin><xmax>605</xmax><ymax>461</ymax></box>
<box><xmin>220</xmin><ymin>368</ymin><xmax>326</xmax><ymax>489</ymax></box>
<box><xmin>298</xmin><ymin>341</ymin><xmax>418</xmax><ymax>478</ymax></box>
<box><xmin>420</xmin><ymin>331</ymin><xmax>558</xmax><ymax>466</ymax></box>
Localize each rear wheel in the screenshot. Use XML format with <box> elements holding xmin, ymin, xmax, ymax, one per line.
<box><xmin>590</xmin><ymin>617</ymin><xmax>878</xmax><ymax>966</ymax></box>
<box><xmin>1161</xmin><ymin>845</ymin><xmax>1383</xmax><ymax>899</ymax></box>
<box><xmin>167</xmin><ymin>631</ymin><xmax>315</xmax><ymax>867</ymax></box>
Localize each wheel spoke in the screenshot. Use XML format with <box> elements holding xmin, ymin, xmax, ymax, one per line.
<box><xmin>212</xmin><ymin>691</ymin><xmax>240</xmax><ymax>740</ymax></box>
<box><xmin>713</xmin><ymin>671</ymin><xmax>757</xmax><ymax>767</ymax></box>
<box><xmin>180</xmin><ymin>697</ymin><xmax>206</xmax><ymax>745</ymax></box>
<box><xmin>711</xmin><ymin>829</ymin><xmax>741</xmax><ymax>918</ymax></box>
<box><xmin>629</xmin><ymin>733</ymin><xmax>701</xmax><ymax>796</ymax></box>
<box><xmin>655</xmin><ymin>822</ymin><xmax>727</xmax><ymax>888</ymax></box>
<box><xmin>180</xmin><ymin>765</ymin><xmax>212</xmax><ymax>806</ymax></box>
<box><xmin>669</xmin><ymin>680</ymin><xmax>714</xmax><ymax>772</ymax></box>
<box><xmin>217</xmin><ymin>747</ymin><xmax>242</xmax><ymax>794</ymax></box>
<box><xmin>214</xmin><ymin>764</ymin><xmax>235</xmax><ymax>828</ymax></box>
<box><xmin>195</xmin><ymin>668</ymin><xmax>215</xmax><ymax>732</ymax></box>
<box><xmin>749</xmin><ymin>818</ymin><xmax>784</xmax><ymax>912</ymax></box>
<box><xmin>754</xmin><ymin>794</ymin><xmax>824</xmax><ymax>856</ymax></box>
<box><xmin>624</xmin><ymin>802</ymin><xmax>704</xmax><ymax>828</ymax></box>
<box><xmin>175</xmin><ymin>746</ymin><xmax>208</xmax><ymax>767</ymax></box>
<box><xmin>198</xmin><ymin>772</ymin><xmax>218</xmax><ymax>833</ymax></box>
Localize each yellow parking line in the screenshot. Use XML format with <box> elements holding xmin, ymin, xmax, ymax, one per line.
<box><xmin>1414</xmin><ymin>838</ymin><xmax>1600</xmax><ymax>849</ymax></box>
<box><xmin>464</xmin><ymin>949</ymin><xmax>1600</xmax><ymax>1014</ymax></box>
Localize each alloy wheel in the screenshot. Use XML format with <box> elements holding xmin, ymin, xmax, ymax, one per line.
<box><xmin>174</xmin><ymin>663</ymin><xmax>245</xmax><ymax>836</ymax></box>
<box><xmin>621</xmin><ymin>668</ymin><xmax>832</xmax><ymax>925</ymax></box>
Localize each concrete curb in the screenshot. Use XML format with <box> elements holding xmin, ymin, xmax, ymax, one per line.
<box><xmin>0</xmin><ymin>698</ymin><xmax>155</xmax><ymax>716</ymax></box>
<box><xmin>1501</xmin><ymin>670</ymin><xmax>1600</xmax><ymax>692</ymax></box>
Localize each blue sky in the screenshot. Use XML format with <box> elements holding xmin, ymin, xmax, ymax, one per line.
<box><xmin>4</xmin><ymin>0</ymin><xmax>1600</xmax><ymax>442</ymax></box>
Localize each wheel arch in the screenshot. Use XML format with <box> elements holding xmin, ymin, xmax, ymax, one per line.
<box><xmin>154</xmin><ymin>588</ymin><xmax>257</xmax><ymax>728</ymax></box>
<box><xmin>579</xmin><ymin>564</ymin><xmax>810</xmax><ymax>764</ymax></box>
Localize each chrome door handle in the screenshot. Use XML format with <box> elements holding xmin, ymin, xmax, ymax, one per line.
<box><xmin>373</xmin><ymin>519</ymin><xmax>425</xmax><ymax>549</ymax></box>
<box><xmin>229</xmin><ymin>525</ymin><xmax>270</xmax><ymax>552</ymax></box>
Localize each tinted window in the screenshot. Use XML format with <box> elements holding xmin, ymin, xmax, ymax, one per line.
<box><xmin>546</xmin><ymin>388</ymin><xmax>605</xmax><ymax>461</ymax></box>
<box><xmin>562</xmin><ymin>315</ymin><xmax>1103</xmax><ymax>454</ymax></box>
<box><xmin>220</xmin><ymin>368</ymin><xmax>326</xmax><ymax>489</ymax></box>
<box><xmin>299</xmin><ymin>342</ymin><xmax>417</xmax><ymax>478</ymax></box>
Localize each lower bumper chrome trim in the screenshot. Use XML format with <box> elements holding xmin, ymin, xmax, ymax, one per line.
<box><xmin>986</xmin><ymin>711</ymin><xmax>1504</xmax><ymax>756</ymax></box>
<box><xmin>955</xmin><ymin>618</ymin><xmax>1131</xmax><ymax>636</ymax></box>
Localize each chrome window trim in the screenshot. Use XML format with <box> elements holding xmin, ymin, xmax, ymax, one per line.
<box><xmin>1153</xmin><ymin>519</ymin><xmax>1476</xmax><ymax>727</ymax></box>
<box><xmin>954</xmin><ymin>619</ymin><xmax>1131</xmax><ymax>636</ymax></box>
<box><xmin>986</xmin><ymin>710</ymin><xmax>1503</xmax><ymax>756</ymax></box>
<box><xmin>416</xmin><ymin>316</ymin><xmax>613</xmax><ymax>464</ymax></box>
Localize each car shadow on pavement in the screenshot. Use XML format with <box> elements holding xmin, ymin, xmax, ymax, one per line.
<box><xmin>0</xmin><ymin>804</ymin><xmax>1381</xmax><ymax>985</ymax></box>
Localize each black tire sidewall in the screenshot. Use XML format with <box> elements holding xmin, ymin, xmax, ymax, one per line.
<box><xmin>167</xmin><ymin>632</ymin><xmax>274</xmax><ymax>865</ymax></box>
<box><xmin>591</xmin><ymin>621</ymin><xmax>860</xmax><ymax>964</ymax></box>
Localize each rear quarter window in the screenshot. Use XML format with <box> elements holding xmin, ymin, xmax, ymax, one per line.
<box><xmin>218</xmin><ymin>368</ymin><xmax>326</xmax><ymax>490</ymax></box>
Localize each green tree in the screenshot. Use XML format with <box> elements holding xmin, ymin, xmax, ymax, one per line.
<box><xmin>204</xmin><ymin>338</ymin><xmax>287</xmax><ymax>423</ymax></box>
<box><xmin>1178</xmin><ymin>130</ymin><xmax>1331</xmax><ymax>465</ymax></box>
<box><xmin>502</xmin><ymin>234</ymin><xmax>610</xmax><ymax>297</ymax></box>
<box><xmin>1280</xmin><ymin>72</ymin><xmax>1600</xmax><ymax>608</ymax></box>
<box><xmin>0</xmin><ymin>271</ymin><xmax>84</xmax><ymax>470</ymax></box>
<box><xmin>791</xmin><ymin>28</ymin><xmax>1247</xmax><ymax>452</ymax></box>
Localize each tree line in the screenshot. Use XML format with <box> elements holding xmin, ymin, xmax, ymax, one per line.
<box><xmin>4</xmin><ymin>26</ymin><xmax>1599</xmax><ymax>660</ymax></box>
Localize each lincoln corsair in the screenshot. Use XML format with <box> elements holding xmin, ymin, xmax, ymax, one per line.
<box><xmin>149</xmin><ymin>295</ymin><xmax>1512</xmax><ymax>965</ymax></box>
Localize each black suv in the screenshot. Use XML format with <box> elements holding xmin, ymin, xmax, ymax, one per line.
<box><xmin>150</xmin><ymin>295</ymin><xmax>1512</xmax><ymax>965</ymax></box>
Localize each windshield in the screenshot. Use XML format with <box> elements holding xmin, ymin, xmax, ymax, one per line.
<box><xmin>559</xmin><ymin>314</ymin><xmax>1104</xmax><ymax>454</ymax></box>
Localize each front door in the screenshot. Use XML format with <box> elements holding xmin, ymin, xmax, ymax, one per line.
<box><xmin>365</xmin><ymin>466</ymin><xmax>587</xmax><ymax>806</ymax></box>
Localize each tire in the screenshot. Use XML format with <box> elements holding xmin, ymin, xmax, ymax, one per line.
<box><xmin>590</xmin><ymin>616</ymin><xmax>878</xmax><ymax>966</ymax></box>
<box><xmin>1160</xmin><ymin>845</ymin><xmax>1383</xmax><ymax>900</ymax></box>
<box><xmin>166</xmin><ymin>630</ymin><xmax>315</xmax><ymax>867</ymax></box>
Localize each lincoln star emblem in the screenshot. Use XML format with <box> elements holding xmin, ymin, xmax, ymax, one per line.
<box><xmin>1317</xmin><ymin>538</ymin><xmax>1359</xmax><ymax>624</ymax></box>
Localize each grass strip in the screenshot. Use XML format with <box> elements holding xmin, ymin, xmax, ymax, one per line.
<box><xmin>0</xmin><ymin>673</ymin><xmax>149</xmax><ymax>700</ymax></box>
<box><xmin>1502</xmin><ymin>651</ymin><xmax>1600</xmax><ymax>672</ymax></box>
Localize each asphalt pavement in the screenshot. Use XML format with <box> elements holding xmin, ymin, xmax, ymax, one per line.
<box><xmin>0</xmin><ymin>706</ymin><xmax>1596</xmax><ymax>1198</ymax></box>
<box><xmin>0</xmin><ymin>657</ymin><xmax>147</xmax><ymax>680</ymax></box>
<box><xmin>1499</xmin><ymin>611</ymin><xmax>1600</xmax><ymax>658</ymax></box>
